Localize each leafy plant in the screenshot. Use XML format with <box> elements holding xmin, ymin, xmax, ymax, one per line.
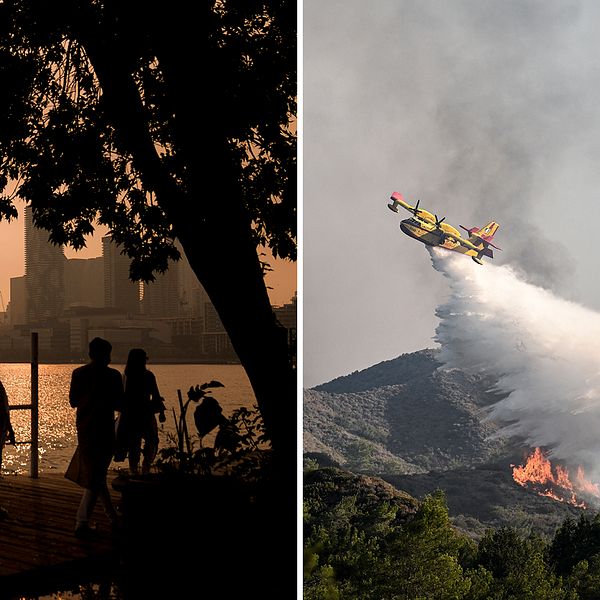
<box><xmin>214</xmin><ymin>405</ymin><xmax>272</xmax><ymax>477</ymax></box>
<box><xmin>155</xmin><ymin>381</ymin><xmax>271</xmax><ymax>479</ymax></box>
<box><xmin>177</xmin><ymin>381</ymin><xmax>224</xmax><ymax>454</ymax></box>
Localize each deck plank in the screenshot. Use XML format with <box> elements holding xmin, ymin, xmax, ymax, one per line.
<box><xmin>0</xmin><ymin>471</ymin><xmax>121</xmax><ymax>589</ymax></box>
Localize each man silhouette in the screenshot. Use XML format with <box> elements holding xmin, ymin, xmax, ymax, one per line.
<box><xmin>66</xmin><ymin>337</ymin><xmax>123</xmax><ymax>538</ymax></box>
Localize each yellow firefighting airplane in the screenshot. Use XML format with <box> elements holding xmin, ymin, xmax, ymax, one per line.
<box><xmin>387</xmin><ymin>191</ymin><xmax>501</xmax><ymax>265</ymax></box>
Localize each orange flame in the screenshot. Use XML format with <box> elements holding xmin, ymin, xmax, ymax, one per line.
<box><xmin>512</xmin><ymin>447</ymin><xmax>600</xmax><ymax>508</ymax></box>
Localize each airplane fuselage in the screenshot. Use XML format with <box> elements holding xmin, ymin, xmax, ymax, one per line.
<box><xmin>400</xmin><ymin>218</ymin><xmax>479</xmax><ymax>258</ymax></box>
<box><xmin>388</xmin><ymin>191</ymin><xmax>499</xmax><ymax>265</ymax></box>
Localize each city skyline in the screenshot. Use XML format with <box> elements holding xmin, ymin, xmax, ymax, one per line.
<box><xmin>0</xmin><ymin>206</ymin><xmax>296</xmax><ymax>363</ymax></box>
<box><xmin>0</xmin><ymin>200</ymin><xmax>297</xmax><ymax>311</ymax></box>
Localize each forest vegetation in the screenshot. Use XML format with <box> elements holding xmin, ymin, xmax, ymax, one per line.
<box><xmin>304</xmin><ymin>466</ymin><xmax>600</xmax><ymax>600</ymax></box>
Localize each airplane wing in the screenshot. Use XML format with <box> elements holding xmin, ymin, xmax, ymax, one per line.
<box><xmin>486</xmin><ymin>241</ymin><xmax>502</xmax><ymax>251</ymax></box>
<box><xmin>388</xmin><ymin>192</ymin><xmax>417</xmax><ymax>214</ymax></box>
<box><xmin>388</xmin><ymin>192</ymin><xmax>436</xmax><ymax>223</ymax></box>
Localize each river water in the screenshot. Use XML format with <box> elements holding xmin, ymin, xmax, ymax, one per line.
<box><xmin>0</xmin><ymin>362</ymin><xmax>256</xmax><ymax>475</ymax></box>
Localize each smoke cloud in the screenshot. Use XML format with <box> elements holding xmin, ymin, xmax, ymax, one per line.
<box><xmin>431</xmin><ymin>246</ymin><xmax>600</xmax><ymax>479</ymax></box>
<box><xmin>303</xmin><ymin>0</ymin><xmax>600</xmax><ymax>388</ymax></box>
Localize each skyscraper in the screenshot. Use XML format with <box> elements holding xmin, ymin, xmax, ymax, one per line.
<box><xmin>8</xmin><ymin>276</ymin><xmax>26</xmax><ymax>326</ymax></box>
<box><xmin>24</xmin><ymin>205</ymin><xmax>66</xmax><ymax>323</ymax></box>
<box><xmin>102</xmin><ymin>235</ymin><xmax>140</xmax><ymax>315</ymax></box>
<box><xmin>144</xmin><ymin>241</ymin><xmax>212</xmax><ymax>319</ymax></box>
<box><xmin>142</xmin><ymin>265</ymin><xmax>180</xmax><ymax>318</ymax></box>
<box><xmin>177</xmin><ymin>245</ymin><xmax>211</xmax><ymax>318</ymax></box>
<box><xmin>64</xmin><ymin>257</ymin><xmax>104</xmax><ymax>309</ymax></box>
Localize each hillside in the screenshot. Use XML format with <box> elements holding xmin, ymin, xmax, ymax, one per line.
<box><xmin>304</xmin><ymin>349</ymin><xmax>511</xmax><ymax>474</ymax></box>
<box><xmin>304</xmin><ymin>466</ymin><xmax>419</xmax><ymax>525</ymax></box>
<box><xmin>304</xmin><ymin>349</ymin><xmax>594</xmax><ymax>537</ymax></box>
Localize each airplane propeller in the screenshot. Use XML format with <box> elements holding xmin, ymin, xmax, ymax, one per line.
<box><xmin>434</xmin><ymin>215</ymin><xmax>446</xmax><ymax>242</ymax></box>
<box><xmin>411</xmin><ymin>199</ymin><xmax>421</xmax><ymax>216</ymax></box>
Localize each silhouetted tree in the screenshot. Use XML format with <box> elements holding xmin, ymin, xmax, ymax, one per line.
<box><xmin>0</xmin><ymin>1</ymin><xmax>296</xmax><ymax>469</ymax></box>
<box><xmin>550</xmin><ymin>514</ymin><xmax>600</xmax><ymax>576</ymax></box>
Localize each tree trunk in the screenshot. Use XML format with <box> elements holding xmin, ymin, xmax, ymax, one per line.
<box><xmin>75</xmin><ymin>11</ymin><xmax>297</xmax><ymax>473</ymax></box>
<box><xmin>173</xmin><ymin>182</ymin><xmax>297</xmax><ymax>469</ymax></box>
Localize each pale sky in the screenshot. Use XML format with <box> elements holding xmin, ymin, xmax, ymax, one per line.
<box><xmin>0</xmin><ymin>201</ymin><xmax>296</xmax><ymax>310</ymax></box>
<box><xmin>304</xmin><ymin>0</ymin><xmax>600</xmax><ymax>387</ymax></box>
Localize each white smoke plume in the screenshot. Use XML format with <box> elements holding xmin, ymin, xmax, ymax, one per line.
<box><xmin>430</xmin><ymin>246</ymin><xmax>600</xmax><ymax>479</ymax></box>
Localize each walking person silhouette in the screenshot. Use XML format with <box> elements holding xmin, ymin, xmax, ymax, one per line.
<box><xmin>0</xmin><ymin>378</ymin><xmax>15</xmax><ymax>473</ymax></box>
<box><xmin>0</xmin><ymin>378</ymin><xmax>15</xmax><ymax>519</ymax></box>
<box><xmin>116</xmin><ymin>348</ymin><xmax>165</xmax><ymax>475</ymax></box>
<box><xmin>66</xmin><ymin>337</ymin><xmax>123</xmax><ymax>538</ymax></box>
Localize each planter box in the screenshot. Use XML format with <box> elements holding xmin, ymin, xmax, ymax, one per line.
<box><xmin>111</xmin><ymin>471</ymin><xmax>296</xmax><ymax>596</ymax></box>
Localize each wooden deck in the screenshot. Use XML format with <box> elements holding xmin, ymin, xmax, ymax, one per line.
<box><xmin>0</xmin><ymin>470</ymin><xmax>298</xmax><ymax>598</ymax></box>
<box><xmin>0</xmin><ymin>471</ymin><xmax>121</xmax><ymax>597</ymax></box>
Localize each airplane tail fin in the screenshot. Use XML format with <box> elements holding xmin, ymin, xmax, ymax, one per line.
<box><xmin>477</xmin><ymin>222</ymin><xmax>500</xmax><ymax>242</ymax></box>
<box><xmin>460</xmin><ymin>221</ymin><xmax>501</xmax><ymax>250</ymax></box>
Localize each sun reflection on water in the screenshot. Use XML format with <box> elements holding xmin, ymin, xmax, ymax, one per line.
<box><xmin>0</xmin><ymin>363</ymin><xmax>255</xmax><ymax>475</ymax></box>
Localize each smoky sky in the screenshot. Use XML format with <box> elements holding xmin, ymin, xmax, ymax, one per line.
<box><xmin>304</xmin><ymin>0</ymin><xmax>600</xmax><ymax>387</ymax></box>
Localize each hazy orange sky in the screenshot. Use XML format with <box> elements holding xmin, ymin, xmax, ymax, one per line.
<box><xmin>0</xmin><ymin>202</ymin><xmax>296</xmax><ymax>310</ymax></box>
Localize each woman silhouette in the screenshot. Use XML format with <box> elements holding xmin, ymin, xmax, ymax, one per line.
<box><xmin>118</xmin><ymin>349</ymin><xmax>165</xmax><ymax>475</ymax></box>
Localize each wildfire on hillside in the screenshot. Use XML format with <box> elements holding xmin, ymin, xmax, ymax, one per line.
<box><xmin>511</xmin><ymin>447</ymin><xmax>600</xmax><ymax>509</ymax></box>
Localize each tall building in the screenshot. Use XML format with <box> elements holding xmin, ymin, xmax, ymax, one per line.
<box><xmin>144</xmin><ymin>242</ymin><xmax>213</xmax><ymax>320</ymax></box>
<box><xmin>8</xmin><ymin>276</ymin><xmax>26</xmax><ymax>326</ymax></box>
<box><xmin>24</xmin><ymin>205</ymin><xmax>65</xmax><ymax>323</ymax></box>
<box><xmin>142</xmin><ymin>264</ymin><xmax>180</xmax><ymax>318</ymax></box>
<box><xmin>273</xmin><ymin>292</ymin><xmax>297</xmax><ymax>330</ymax></box>
<box><xmin>273</xmin><ymin>293</ymin><xmax>297</xmax><ymax>369</ymax></box>
<box><xmin>177</xmin><ymin>245</ymin><xmax>211</xmax><ymax>318</ymax></box>
<box><xmin>64</xmin><ymin>257</ymin><xmax>104</xmax><ymax>309</ymax></box>
<box><xmin>102</xmin><ymin>235</ymin><xmax>140</xmax><ymax>315</ymax></box>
